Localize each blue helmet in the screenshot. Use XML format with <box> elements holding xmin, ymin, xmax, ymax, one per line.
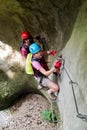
<box><xmin>29</xmin><ymin>42</ymin><xmax>42</xmax><ymax>54</ymax></box>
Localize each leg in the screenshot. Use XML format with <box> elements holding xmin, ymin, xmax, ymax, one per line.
<box><xmin>41</xmin><ymin>77</ymin><xmax>60</xmax><ymax>93</ymax></box>
<box><xmin>48</xmin><ymin>81</ymin><xmax>60</xmax><ymax>93</ymax></box>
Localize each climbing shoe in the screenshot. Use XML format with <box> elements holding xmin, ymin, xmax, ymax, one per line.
<box><xmin>49</xmin><ymin>93</ymin><xmax>57</xmax><ymax>100</ymax></box>
<box><xmin>38</xmin><ymin>84</ymin><xmax>42</xmax><ymax>90</ymax></box>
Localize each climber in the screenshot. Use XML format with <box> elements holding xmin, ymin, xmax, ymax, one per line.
<box><xmin>20</xmin><ymin>31</ymin><xmax>35</xmax><ymax>59</ymax></box>
<box><xmin>20</xmin><ymin>31</ymin><xmax>51</xmax><ymax>59</ymax></box>
<box><xmin>28</xmin><ymin>42</ymin><xmax>60</xmax><ymax>100</ymax></box>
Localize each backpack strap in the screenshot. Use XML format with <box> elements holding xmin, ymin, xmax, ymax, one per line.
<box><xmin>32</xmin><ymin>57</ymin><xmax>47</xmax><ymax>85</ymax></box>
<box><xmin>20</xmin><ymin>43</ymin><xmax>30</xmax><ymax>54</ymax></box>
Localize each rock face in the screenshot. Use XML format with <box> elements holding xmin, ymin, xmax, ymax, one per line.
<box><xmin>0</xmin><ymin>0</ymin><xmax>87</xmax><ymax>130</ymax></box>
<box><xmin>0</xmin><ymin>0</ymin><xmax>81</xmax><ymax>109</ymax></box>
<box><xmin>58</xmin><ymin>1</ymin><xmax>87</xmax><ymax>130</ymax></box>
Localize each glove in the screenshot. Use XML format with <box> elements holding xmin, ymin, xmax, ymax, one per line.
<box><xmin>55</xmin><ymin>61</ymin><xmax>62</xmax><ymax>69</ymax></box>
<box><xmin>51</xmin><ymin>50</ymin><xmax>57</xmax><ymax>56</ymax></box>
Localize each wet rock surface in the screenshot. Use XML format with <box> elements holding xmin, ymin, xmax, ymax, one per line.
<box><xmin>1</xmin><ymin>94</ymin><xmax>57</xmax><ymax>130</ymax></box>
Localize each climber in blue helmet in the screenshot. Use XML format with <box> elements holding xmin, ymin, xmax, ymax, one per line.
<box><xmin>29</xmin><ymin>42</ymin><xmax>60</xmax><ymax>100</ymax></box>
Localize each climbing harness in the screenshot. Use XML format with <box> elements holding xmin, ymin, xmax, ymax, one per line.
<box><xmin>58</xmin><ymin>55</ymin><xmax>87</xmax><ymax>122</ymax></box>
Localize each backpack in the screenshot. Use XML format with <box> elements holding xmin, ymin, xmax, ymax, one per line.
<box><xmin>25</xmin><ymin>53</ymin><xmax>34</xmax><ymax>75</ymax></box>
<box><xmin>25</xmin><ymin>53</ymin><xmax>49</xmax><ymax>77</ymax></box>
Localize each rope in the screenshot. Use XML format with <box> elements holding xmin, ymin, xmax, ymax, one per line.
<box><xmin>59</xmin><ymin>55</ymin><xmax>87</xmax><ymax>122</ymax></box>
<box><xmin>64</xmin><ymin>67</ymin><xmax>79</xmax><ymax>114</ymax></box>
<box><xmin>50</xmin><ymin>100</ymin><xmax>58</xmax><ymax>123</ymax></box>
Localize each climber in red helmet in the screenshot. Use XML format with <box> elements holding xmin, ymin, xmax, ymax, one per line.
<box><xmin>20</xmin><ymin>31</ymin><xmax>35</xmax><ymax>59</ymax></box>
<box><xmin>20</xmin><ymin>31</ymin><xmax>57</xmax><ymax>59</ymax></box>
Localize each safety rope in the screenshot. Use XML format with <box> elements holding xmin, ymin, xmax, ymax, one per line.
<box><xmin>58</xmin><ymin>55</ymin><xmax>87</xmax><ymax>122</ymax></box>
<box><xmin>50</xmin><ymin>100</ymin><xmax>58</xmax><ymax>123</ymax></box>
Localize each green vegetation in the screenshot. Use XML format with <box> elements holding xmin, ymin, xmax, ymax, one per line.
<box><xmin>41</xmin><ymin>109</ymin><xmax>57</xmax><ymax>122</ymax></box>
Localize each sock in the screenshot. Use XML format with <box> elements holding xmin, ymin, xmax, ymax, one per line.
<box><xmin>38</xmin><ymin>84</ymin><xmax>42</xmax><ymax>89</ymax></box>
<box><xmin>47</xmin><ymin>90</ymin><xmax>51</xmax><ymax>94</ymax></box>
<box><xmin>54</xmin><ymin>92</ymin><xmax>58</xmax><ymax>97</ymax></box>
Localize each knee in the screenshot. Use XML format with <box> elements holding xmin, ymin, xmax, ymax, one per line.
<box><xmin>56</xmin><ymin>84</ymin><xmax>60</xmax><ymax>91</ymax></box>
<box><xmin>53</xmin><ymin>85</ymin><xmax>59</xmax><ymax>91</ymax></box>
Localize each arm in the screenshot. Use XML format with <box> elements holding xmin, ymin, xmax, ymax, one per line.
<box><xmin>43</xmin><ymin>50</ymin><xmax>57</xmax><ymax>56</ymax></box>
<box><xmin>39</xmin><ymin>67</ymin><xmax>55</xmax><ymax>76</ymax></box>
<box><xmin>32</xmin><ymin>61</ymin><xmax>55</xmax><ymax>76</ymax></box>
<box><xmin>43</xmin><ymin>50</ymin><xmax>51</xmax><ymax>55</ymax></box>
<box><xmin>21</xmin><ymin>47</ymin><xmax>28</xmax><ymax>59</ymax></box>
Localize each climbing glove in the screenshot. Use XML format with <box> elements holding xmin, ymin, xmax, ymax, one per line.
<box><xmin>51</xmin><ymin>50</ymin><xmax>57</xmax><ymax>56</ymax></box>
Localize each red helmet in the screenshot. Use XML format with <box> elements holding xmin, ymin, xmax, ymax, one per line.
<box><xmin>21</xmin><ymin>31</ymin><xmax>31</xmax><ymax>40</ymax></box>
